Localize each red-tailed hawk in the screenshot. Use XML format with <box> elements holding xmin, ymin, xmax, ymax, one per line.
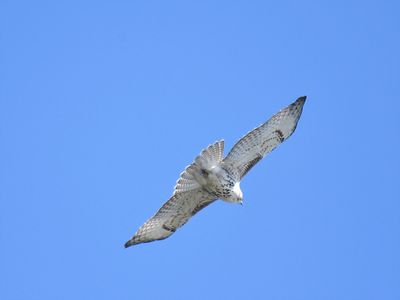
<box><xmin>125</xmin><ymin>96</ymin><xmax>306</xmax><ymax>247</ymax></box>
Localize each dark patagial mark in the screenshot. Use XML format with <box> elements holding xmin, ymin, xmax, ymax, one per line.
<box><xmin>275</xmin><ymin>129</ymin><xmax>284</xmax><ymax>142</ymax></box>
<box><xmin>162</xmin><ymin>224</ymin><xmax>176</xmax><ymax>233</ymax></box>
<box><xmin>192</xmin><ymin>201</ymin><xmax>213</xmax><ymax>216</ymax></box>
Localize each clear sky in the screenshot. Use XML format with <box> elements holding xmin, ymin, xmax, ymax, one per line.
<box><xmin>1</xmin><ymin>1</ymin><xmax>399</xmax><ymax>299</ymax></box>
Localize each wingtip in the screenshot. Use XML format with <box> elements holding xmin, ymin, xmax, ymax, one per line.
<box><xmin>292</xmin><ymin>96</ymin><xmax>306</xmax><ymax>108</ymax></box>
<box><xmin>124</xmin><ymin>240</ymin><xmax>134</xmax><ymax>248</ymax></box>
<box><xmin>297</xmin><ymin>96</ymin><xmax>307</xmax><ymax>102</ymax></box>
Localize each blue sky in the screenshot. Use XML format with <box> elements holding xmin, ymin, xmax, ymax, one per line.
<box><xmin>1</xmin><ymin>1</ymin><xmax>399</xmax><ymax>299</ymax></box>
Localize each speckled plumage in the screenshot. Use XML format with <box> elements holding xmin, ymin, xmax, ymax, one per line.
<box><xmin>124</xmin><ymin>96</ymin><xmax>306</xmax><ymax>248</ymax></box>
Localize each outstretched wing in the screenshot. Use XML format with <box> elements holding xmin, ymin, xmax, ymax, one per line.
<box><xmin>223</xmin><ymin>96</ymin><xmax>306</xmax><ymax>179</ymax></box>
<box><xmin>124</xmin><ymin>188</ymin><xmax>216</xmax><ymax>247</ymax></box>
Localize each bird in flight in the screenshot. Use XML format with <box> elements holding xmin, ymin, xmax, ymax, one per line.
<box><xmin>125</xmin><ymin>96</ymin><xmax>306</xmax><ymax>248</ymax></box>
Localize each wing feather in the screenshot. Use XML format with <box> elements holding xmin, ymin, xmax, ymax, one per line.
<box><xmin>124</xmin><ymin>189</ymin><xmax>216</xmax><ymax>247</ymax></box>
<box><xmin>223</xmin><ymin>96</ymin><xmax>306</xmax><ymax>179</ymax></box>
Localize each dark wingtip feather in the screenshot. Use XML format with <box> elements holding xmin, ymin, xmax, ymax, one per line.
<box><xmin>297</xmin><ymin>96</ymin><xmax>307</xmax><ymax>103</ymax></box>
<box><xmin>124</xmin><ymin>239</ymin><xmax>134</xmax><ymax>248</ymax></box>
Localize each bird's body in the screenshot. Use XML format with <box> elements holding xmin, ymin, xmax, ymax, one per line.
<box><xmin>195</xmin><ymin>163</ymin><xmax>243</xmax><ymax>203</ymax></box>
<box><xmin>125</xmin><ymin>96</ymin><xmax>306</xmax><ymax>248</ymax></box>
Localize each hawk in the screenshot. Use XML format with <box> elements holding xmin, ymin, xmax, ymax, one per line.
<box><xmin>125</xmin><ymin>96</ymin><xmax>306</xmax><ymax>248</ymax></box>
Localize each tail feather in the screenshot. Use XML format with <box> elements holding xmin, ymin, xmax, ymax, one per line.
<box><xmin>194</xmin><ymin>140</ymin><xmax>224</xmax><ymax>169</ymax></box>
<box><xmin>174</xmin><ymin>140</ymin><xmax>224</xmax><ymax>194</ymax></box>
